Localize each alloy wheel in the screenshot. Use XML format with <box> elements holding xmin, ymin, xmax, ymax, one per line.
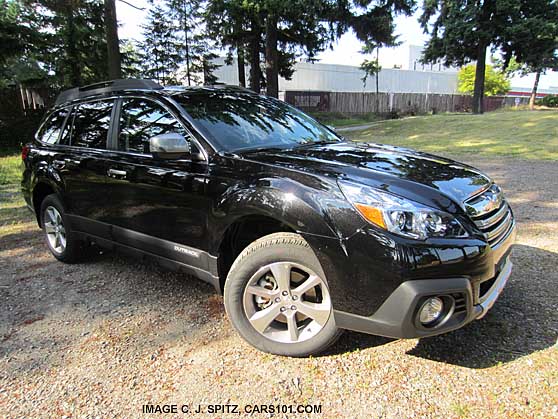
<box><xmin>242</xmin><ymin>262</ymin><xmax>332</xmax><ymax>344</ymax></box>
<box><xmin>44</xmin><ymin>206</ymin><xmax>66</xmax><ymax>254</ymax></box>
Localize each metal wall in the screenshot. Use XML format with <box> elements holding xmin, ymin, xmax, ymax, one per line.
<box><xmin>211</xmin><ymin>57</ymin><xmax>459</xmax><ymax>94</ymax></box>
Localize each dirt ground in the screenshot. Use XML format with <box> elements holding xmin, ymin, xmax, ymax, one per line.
<box><xmin>1</xmin><ymin>157</ymin><xmax>557</xmax><ymax>419</ymax></box>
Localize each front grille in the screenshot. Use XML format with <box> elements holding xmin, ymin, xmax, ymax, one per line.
<box><xmin>471</xmin><ymin>202</ymin><xmax>513</xmax><ymax>245</ymax></box>
<box><xmin>465</xmin><ymin>185</ymin><xmax>514</xmax><ymax>246</ymax></box>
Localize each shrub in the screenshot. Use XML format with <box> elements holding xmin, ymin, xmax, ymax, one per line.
<box><xmin>537</xmin><ymin>95</ymin><xmax>558</xmax><ymax>108</ymax></box>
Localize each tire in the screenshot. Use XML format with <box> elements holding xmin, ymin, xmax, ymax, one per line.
<box><xmin>224</xmin><ymin>232</ymin><xmax>341</xmax><ymax>357</ymax></box>
<box><xmin>40</xmin><ymin>194</ymin><xmax>84</xmax><ymax>263</ymax></box>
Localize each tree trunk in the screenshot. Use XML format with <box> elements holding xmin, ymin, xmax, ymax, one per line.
<box><xmin>529</xmin><ymin>70</ymin><xmax>541</xmax><ymax>110</ymax></box>
<box><xmin>472</xmin><ymin>45</ymin><xmax>487</xmax><ymax>114</ymax></box>
<box><xmin>237</xmin><ymin>43</ymin><xmax>246</xmax><ymax>87</ymax></box>
<box><xmin>66</xmin><ymin>7</ymin><xmax>81</xmax><ymax>86</ymax></box>
<box><xmin>104</xmin><ymin>0</ymin><xmax>121</xmax><ymax>80</ymax></box>
<box><xmin>183</xmin><ymin>0</ymin><xmax>191</xmax><ymax>86</ymax></box>
<box><xmin>265</xmin><ymin>14</ymin><xmax>278</xmax><ymax>98</ymax></box>
<box><xmin>248</xmin><ymin>20</ymin><xmax>261</xmax><ymax>93</ymax></box>
<box><xmin>375</xmin><ymin>48</ymin><xmax>379</xmax><ymax>113</ymax></box>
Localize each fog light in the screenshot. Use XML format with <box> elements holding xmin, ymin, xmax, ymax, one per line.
<box><xmin>419</xmin><ymin>297</ymin><xmax>444</xmax><ymax>325</ymax></box>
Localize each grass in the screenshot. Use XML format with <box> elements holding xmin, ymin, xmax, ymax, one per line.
<box><xmin>346</xmin><ymin>109</ymin><xmax>558</xmax><ymax>160</ymax></box>
<box><xmin>309</xmin><ymin>111</ymin><xmax>382</xmax><ymax>128</ymax></box>
<box><xmin>0</xmin><ymin>153</ymin><xmax>33</xmax><ymax>233</ymax></box>
<box><xmin>0</xmin><ymin>154</ymin><xmax>22</xmax><ymax>185</ymax></box>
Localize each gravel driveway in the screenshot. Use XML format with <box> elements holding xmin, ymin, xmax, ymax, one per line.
<box><xmin>1</xmin><ymin>157</ymin><xmax>557</xmax><ymax>419</ymax></box>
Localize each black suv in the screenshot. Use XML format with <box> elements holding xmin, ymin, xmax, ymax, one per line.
<box><xmin>22</xmin><ymin>79</ymin><xmax>516</xmax><ymax>356</ymax></box>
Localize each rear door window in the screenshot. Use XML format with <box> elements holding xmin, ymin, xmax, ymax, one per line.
<box><xmin>71</xmin><ymin>100</ymin><xmax>114</xmax><ymax>149</ymax></box>
<box><xmin>37</xmin><ymin>108</ymin><xmax>72</xmax><ymax>144</ymax></box>
<box><xmin>118</xmin><ymin>98</ymin><xmax>186</xmax><ymax>154</ymax></box>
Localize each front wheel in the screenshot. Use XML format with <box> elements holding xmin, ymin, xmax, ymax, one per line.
<box><xmin>224</xmin><ymin>233</ymin><xmax>341</xmax><ymax>357</ymax></box>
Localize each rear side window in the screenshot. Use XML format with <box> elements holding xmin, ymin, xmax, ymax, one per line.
<box><xmin>118</xmin><ymin>98</ymin><xmax>185</xmax><ymax>153</ymax></box>
<box><xmin>71</xmin><ymin>100</ymin><xmax>114</xmax><ymax>149</ymax></box>
<box><xmin>37</xmin><ymin>108</ymin><xmax>71</xmax><ymax>144</ymax></box>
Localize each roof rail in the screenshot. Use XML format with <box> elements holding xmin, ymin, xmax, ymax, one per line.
<box><xmin>55</xmin><ymin>79</ymin><xmax>163</xmax><ymax>106</ymax></box>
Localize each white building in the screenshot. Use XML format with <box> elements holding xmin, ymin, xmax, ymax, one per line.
<box><xmin>375</xmin><ymin>44</ymin><xmax>460</xmax><ymax>73</ymax></box>
<box><xmin>211</xmin><ymin>57</ymin><xmax>459</xmax><ymax>95</ymax></box>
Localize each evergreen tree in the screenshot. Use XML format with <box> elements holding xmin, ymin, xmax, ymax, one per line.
<box><xmin>420</xmin><ymin>0</ymin><xmax>558</xmax><ymax>114</ymax></box>
<box><xmin>0</xmin><ymin>0</ymin><xmax>48</xmax><ymax>86</ymax></box>
<box><xmin>420</xmin><ymin>0</ymin><xmax>499</xmax><ymax>114</ymax></box>
<box><xmin>205</xmin><ymin>0</ymin><xmax>261</xmax><ymax>91</ymax></box>
<box><xmin>104</xmin><ymin>0</ymin><xmax>121</xmax><ymax>79</ymax></box>
<box><xmin>166</xmin><ymin>0</ymin><xmax>218</xmax><ymax>86</ymax></box>
<box><xmin>139</xmin><ymin>4</ymin><xmax>182</xmax><ymax>85</ymax></box>
<box><xmin>206</xmin><ymin>0</ymin><xmax>414</xmax><ymax>98</ymax></box>
<box><xmin>32</xmin><ymin>0</ymin><xmax>109</xmax><ymax>88</ymax></box>
<box><xmin>121</xmin><ymin>40</ymin><xmax>143</xmax><ymax>78</ymax></box>
<box><xmin>499</xmin><ymin>0</ymin><xmax>558</xmax><ymax>109</ymax></box>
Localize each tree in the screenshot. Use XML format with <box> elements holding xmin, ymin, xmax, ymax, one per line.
<box><xmin>104</xmin><ymin>0</ymin><xmax>120</xmax><ymax>79</ymax></box>
<box><xmin>360</xmin><ymin>44</ymin><xmax>382</xmax><ymax>112</ymax></box>
<box><xmin>421</xmin><ymin>0</ymin><xmax>558</xmax><ymax>114</ymax></box>
<box><xmin>0</xmin><ymin>0</ymin><xmax>48</xmax><ymax>86</ymax></box>
<box><xmin>526</xmin><ymin>51</ymin><xmax>558</xmax><ymax>110</ymax></box>
<box><xmin>420</xmin><ymin>1</ymin><xmax>508</xmax><ymax>114</ymax></box>
<box><xmin>139</xmin><ymin>4</ymin><xmax>182</xmax><ymax>85</ymax></box>
<box><xmin>205</xmin><ymin>0</ymin><xmax>264</xmax><ymax>92</ymax></box>
<box><xmin>263</xmin><ymin>0</ymin><xmax>416</xmax><ymax>98</ymax></box>
<box><xmin>38</xmin><ymin>0</ymin><xmax>109</xmax><ymax>88</ymax></box>
<box><xmin>0</xmin><ymin>0</ymin><xmax>29</xmax><ymax>68</ymax></box>
<box><xmin>458</xmin><ymin>64</ymin><xmax>510</xmax><ymax>97</ymax></box>
<box><xmin>206</xmin><ymin>0</ymin><xmax>414</xmax><ymax>98</ymax></box>
<box><xmin>496</xmin><ymin>50</ymin><xmax>558</xmax><ymax>110</ymax></box>
<box><xmin>166</xmin><ymin>0</ymin><xmax>217</xmax><ymax>86</ymax></box>
<box><xmin>120</xmin><ymin>40</ymin><xmax>142</xmax><ymax>78</ymax></box>
<box><xmin>498</xmin><ymin>0</ymin><xmax>558</xmax><ymax>109</ymax></box>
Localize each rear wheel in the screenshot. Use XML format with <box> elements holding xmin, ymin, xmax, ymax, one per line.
<box><xmin>224</xmin><ymin>232</ymin><xmax>341</xmax><ymax>357</ymax></box>
<box><xmin>40</xmin><ymin>194</ymin><xmax>83</xmax><ymax>263</ymax></box>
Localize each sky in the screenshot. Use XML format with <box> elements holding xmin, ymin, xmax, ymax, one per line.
<box><xmin>116</xmin><ymin>1</ymin><xmax>558</xmax><ymax>91</ymax></box>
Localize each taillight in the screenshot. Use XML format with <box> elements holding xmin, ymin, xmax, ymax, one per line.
<box><xmin>22</xmin><ymin>145</ymin><xmax>30</xmax><ymax>161</ymax></box>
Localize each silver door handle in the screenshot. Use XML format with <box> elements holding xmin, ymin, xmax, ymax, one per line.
<box><xmin>107</xmin><ymin>168</ymin><xmax>127</xmax><ymax>177</ymax></box>
<box><xmin>64</xmin><ymin>158</ymin><xmax>81</xmax><ymax>166</ymax></box>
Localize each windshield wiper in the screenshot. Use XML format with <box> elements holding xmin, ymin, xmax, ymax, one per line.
<box><xmin>294</xmin><ymin>139</ymin><xmax>341</xmax><ymax>149</ymax></box>
<box><xmin>236</xmin><ymin>145</ymin><xmax>288</xmax><ymax>154</ymax></box>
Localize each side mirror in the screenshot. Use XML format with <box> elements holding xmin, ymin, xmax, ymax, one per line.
<box><xmin>149</xmin><ymin>133</ymin><xmax>191</xmax><ymax>160</ymax></box>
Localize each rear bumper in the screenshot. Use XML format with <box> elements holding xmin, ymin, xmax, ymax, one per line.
<box><xmin>334</xmin><ymin>255</ymin><xmax>513</xmax><ymax>339</ymax></box>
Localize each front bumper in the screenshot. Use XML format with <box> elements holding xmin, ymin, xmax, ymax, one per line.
<box><xmin>333</xmin><ymin>255</ymin><xmax>513</xmax><ymax>339</ymax></box>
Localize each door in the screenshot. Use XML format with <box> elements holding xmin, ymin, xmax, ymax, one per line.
<box><xmin>103</xmin><ymin>97</ymin><xmax>212</xmax><ymax>270</ymax></box>
<box><xmin>58</xmin><ymin>99</ymin><xmax>116</xmax><ymax>238</ymax></box>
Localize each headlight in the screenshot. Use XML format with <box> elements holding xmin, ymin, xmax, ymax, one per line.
<box><xmin>338</xmin><ymin>180</ymin><xmax>468</xmax><ymax>240</ymax></box>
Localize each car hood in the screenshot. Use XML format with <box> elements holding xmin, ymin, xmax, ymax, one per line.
<box><xmin>240</xmin><ymin>142</ymin><xmax>491</xmax><ymax>212</ymax></box>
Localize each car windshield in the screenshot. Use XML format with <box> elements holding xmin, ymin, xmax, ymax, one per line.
<box><xmin>175</xmin><ymin>92</ymin><xmax>341</xmax><ymax>152</ymax></box>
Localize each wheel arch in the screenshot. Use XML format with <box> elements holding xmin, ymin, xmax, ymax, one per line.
<box><xmin>32</xmin><ymin>181</ymin><xmax>58</xmax><ymax>227</ymax></box>
<box><xmin>211</xmin><ymin>182</ymin><xmax>348</xmax><ymax>292</ymax></box>
<box><xmin>216</xmin><ymin>213</ymin><xmax>296</xmax><ymax>293</ymax></box>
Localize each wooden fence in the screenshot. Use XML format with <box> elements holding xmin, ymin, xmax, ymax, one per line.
<box><xmin>285</xmin><ymin>91</ymin><xmax>529</xmax><ymax>114</ymax></box>
<box><xmin>0</xmin><ymin>86</ymin><xmax>53</xmax><ymax>149</ymax></box>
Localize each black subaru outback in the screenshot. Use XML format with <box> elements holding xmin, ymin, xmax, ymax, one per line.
<box><xmin>21</xmin><ymin>79</ymin><xmax>515</xmax><ymax>356</ymax></box>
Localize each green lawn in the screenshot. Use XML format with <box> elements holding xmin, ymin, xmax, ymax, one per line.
<box><xmin>346</xmin><ymin>110</ymin><xmax>558</xmax><ymax>160</ymax></box>
<box><xmin>310</xmin><ymin>112</ymin><xmax>382</xmax><ymax>128</ymax></box>
<box><xmin>0</xmin><ymin>154</ymin><xmax>22</xmax><ymax>185</ymax></box>
<box><xmin>0</xmin><ymin>154</ymin><xmax>33</xmax><ymax>233</ymax></box>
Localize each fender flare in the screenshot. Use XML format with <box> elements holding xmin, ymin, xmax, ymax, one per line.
<box><xmin>209</xmin><ymin>178</ymin><xmax>348</xmax><ymax>255</ymax></box>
